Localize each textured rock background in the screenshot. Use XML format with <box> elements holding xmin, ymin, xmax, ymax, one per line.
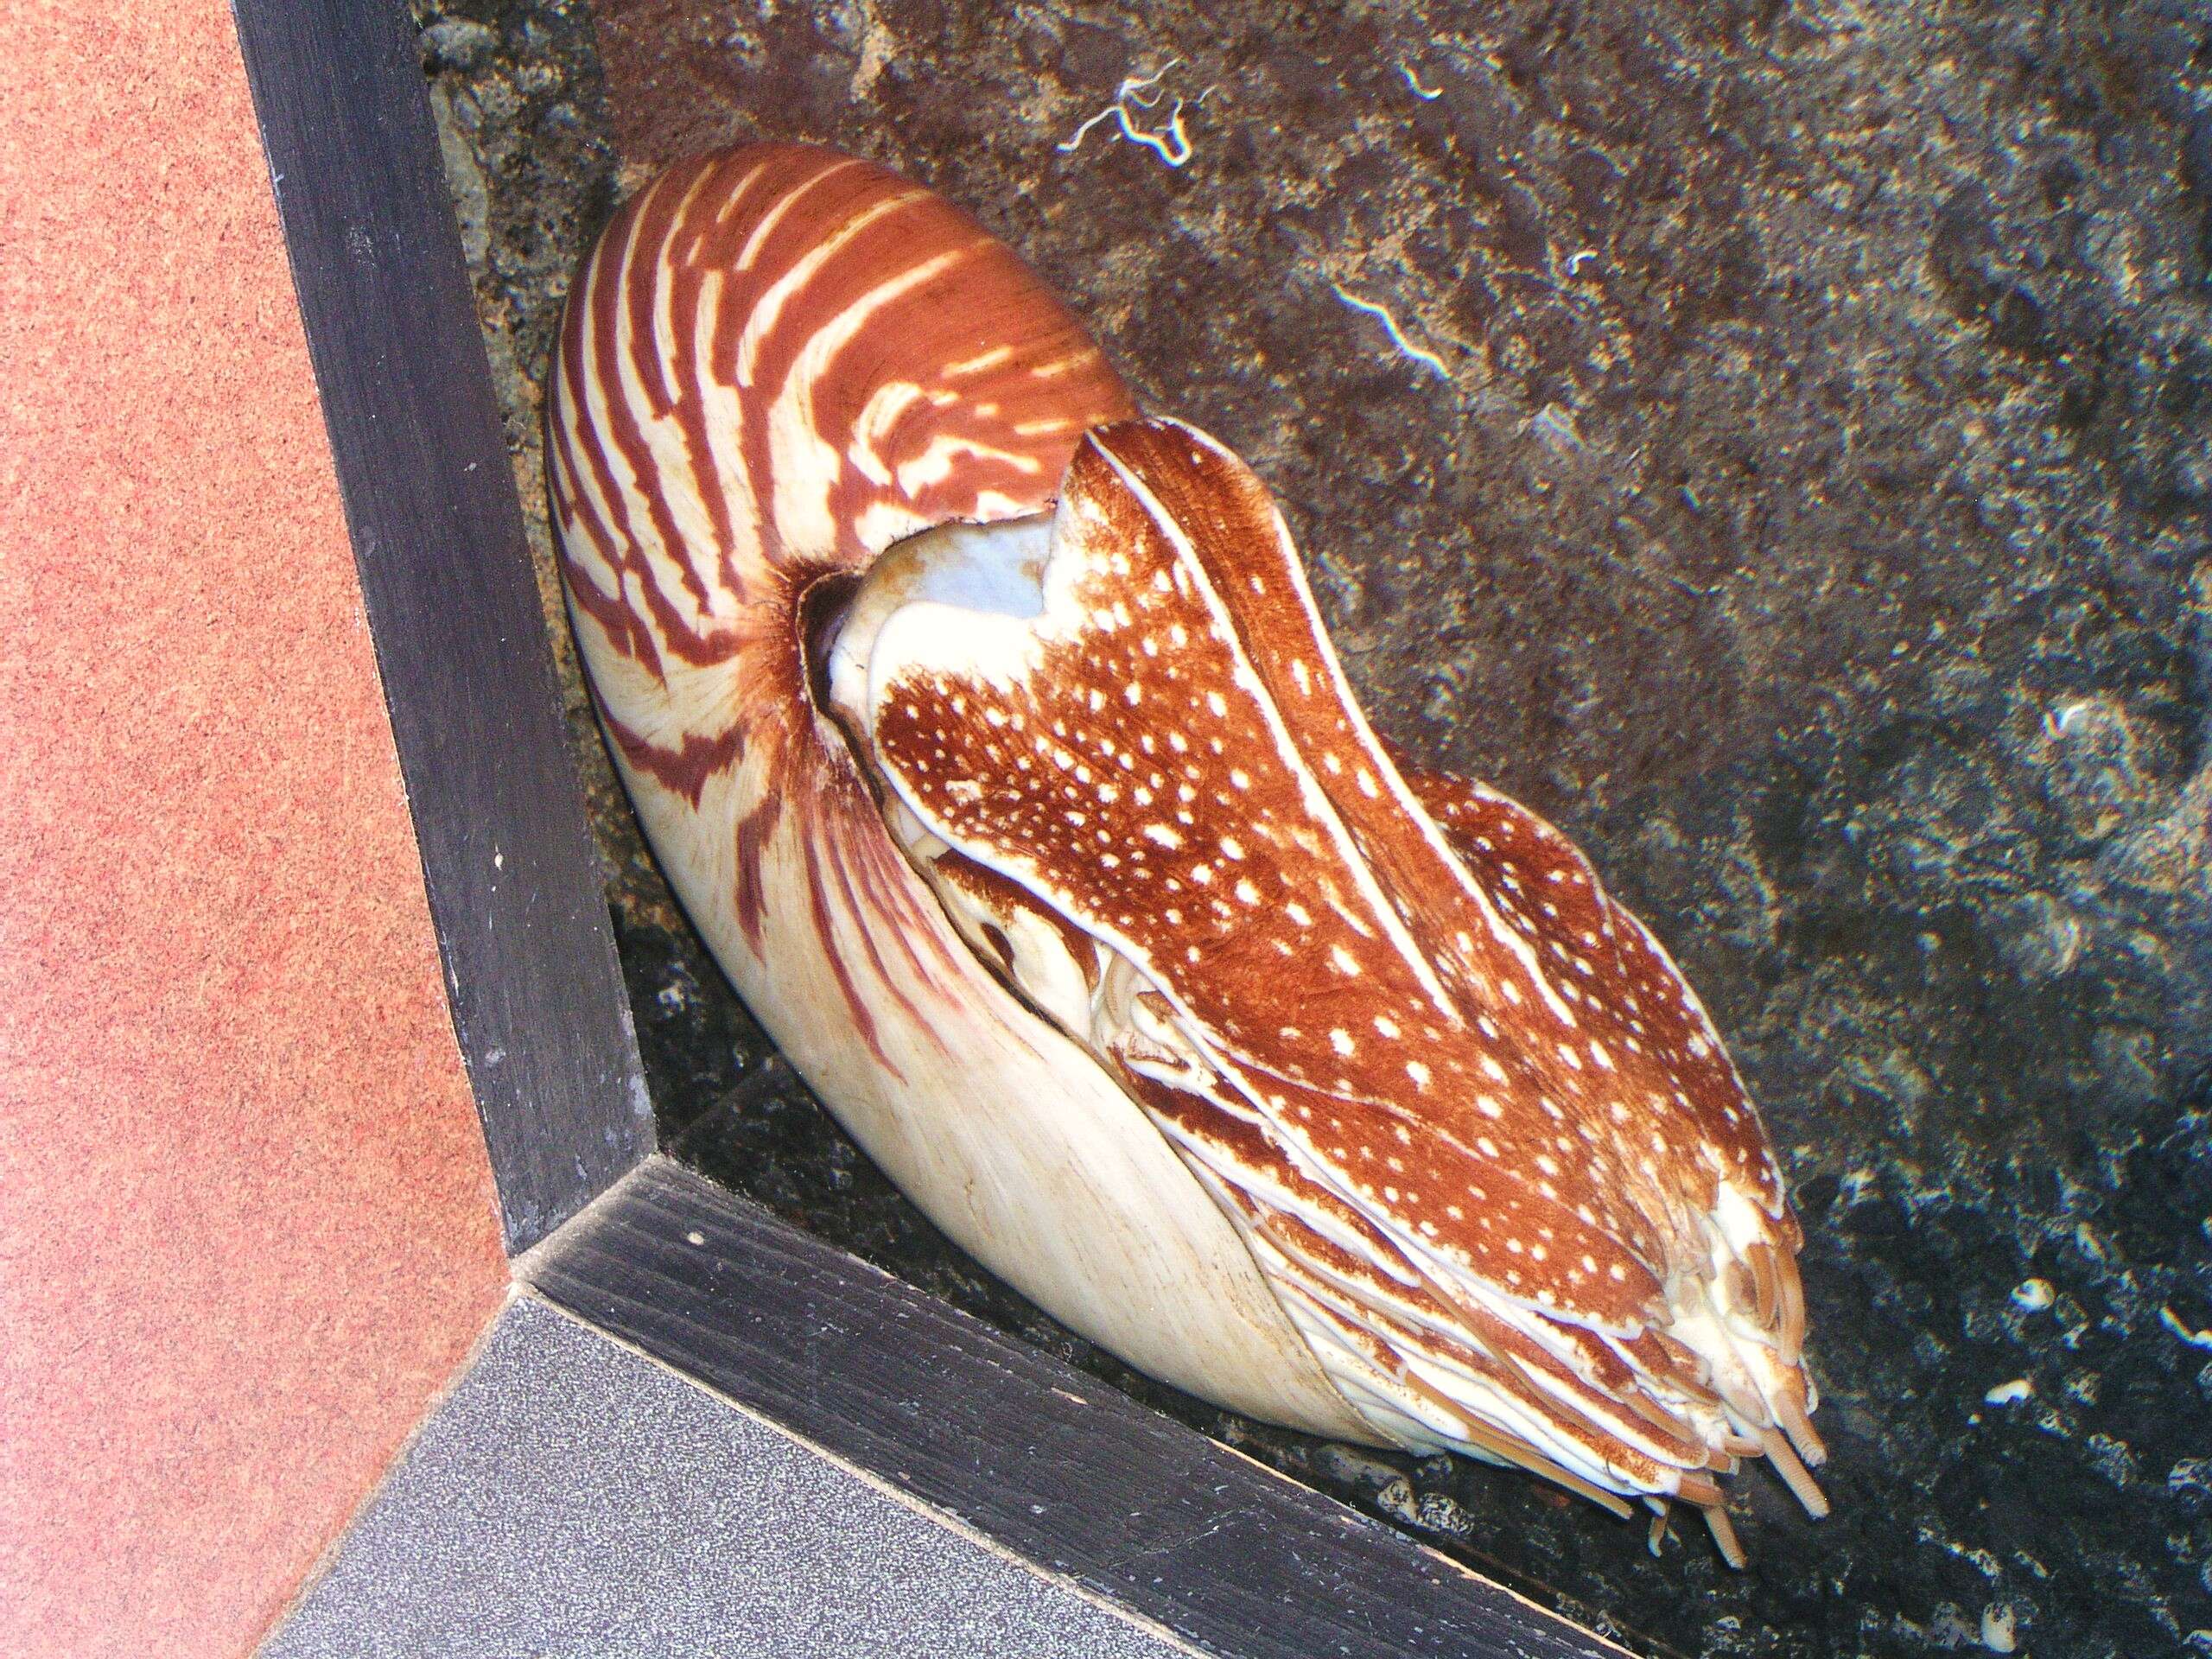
<box><xmin>415</xmin><ymin>2</ymin><xmax>2212</xmax><ymax>1653</ymax></box>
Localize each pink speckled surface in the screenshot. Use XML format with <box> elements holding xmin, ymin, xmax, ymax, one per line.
<box><xmin>0</xmin><ymin>6</ymin><xmax>510</xmax><ymax>1657</ymax></box>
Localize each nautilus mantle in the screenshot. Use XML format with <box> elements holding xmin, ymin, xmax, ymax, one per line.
<box><xmin>545</xmin><ymin>142</ymin><xmax>1826</xmax><ymax>1563</ymax></box>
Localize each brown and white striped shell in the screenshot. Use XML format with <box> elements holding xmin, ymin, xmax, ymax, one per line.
<box><xmin>546</xmin><ymin>142</ymin><xmax>1826</xmax><ymax>1562</ymax></box>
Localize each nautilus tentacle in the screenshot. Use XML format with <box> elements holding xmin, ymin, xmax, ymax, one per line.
<box><xmin>549</xmin><ymin>142</ymin><xmax>1826</xmax><ymax>1561</ymax></box>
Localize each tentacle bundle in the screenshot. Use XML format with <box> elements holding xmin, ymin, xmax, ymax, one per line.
<box><xmin>548</xmin><ymin>142</ymin><xmax>1826</xmax><ymax>1563</ymax></box>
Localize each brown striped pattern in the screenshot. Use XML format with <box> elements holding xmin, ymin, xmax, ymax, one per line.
<box><xmin>545</xmin><ymin>143</ymin><xmax>1134</xmax><ymax>1052</ymax></box>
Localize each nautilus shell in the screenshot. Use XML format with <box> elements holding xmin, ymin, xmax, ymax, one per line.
<box><xmin>546</xmin><ymin>142</ymin><xmax>1825</xmax><ymax>1563</ymax></box>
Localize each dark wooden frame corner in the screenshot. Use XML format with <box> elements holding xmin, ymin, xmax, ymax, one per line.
<box><xmin>232</xmin><ymin>3</ymin><xmax>1629</xmax><ymax>1655</ymax></box>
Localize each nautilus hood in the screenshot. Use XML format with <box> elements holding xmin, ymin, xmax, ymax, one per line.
<box><xmin>822</xmin><ymin>413</ymin><xmax>1826</xmax><ymax>1555</ymax></box>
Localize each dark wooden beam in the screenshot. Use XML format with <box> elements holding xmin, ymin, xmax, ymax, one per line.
<box><xmin>530</xmin><ymin>1157</ymin><xmax>1630</xmax><ymax>1659</ymax></box>
<box><xmin>228</xmin><ymin>0</ymin><xmax>652</xmax><ymax>1249</ymax></box>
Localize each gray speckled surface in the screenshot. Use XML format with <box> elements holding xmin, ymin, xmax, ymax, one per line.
<box><xmin>258</xmin><ymin>1295</ymin><xmax>1192</xmax><ymax>1659</ymax></box>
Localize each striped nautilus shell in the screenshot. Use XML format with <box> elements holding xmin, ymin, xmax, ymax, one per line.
<box><xmin>547</xmin><ymin>142</ymin><xmax>1826</xmax><ymax>1563</ymax></box>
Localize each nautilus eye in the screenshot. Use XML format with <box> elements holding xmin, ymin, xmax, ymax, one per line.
<box><xmin>546</xmin><ymin>141</ymin><xmax>1826</xmax><ymax>1565</ymax></box>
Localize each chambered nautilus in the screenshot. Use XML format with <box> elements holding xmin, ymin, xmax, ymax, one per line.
<box><xmin>546</xmin><ymin>142</ymin><xmax>1827</xmax><ymax>1564</ymax></box>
